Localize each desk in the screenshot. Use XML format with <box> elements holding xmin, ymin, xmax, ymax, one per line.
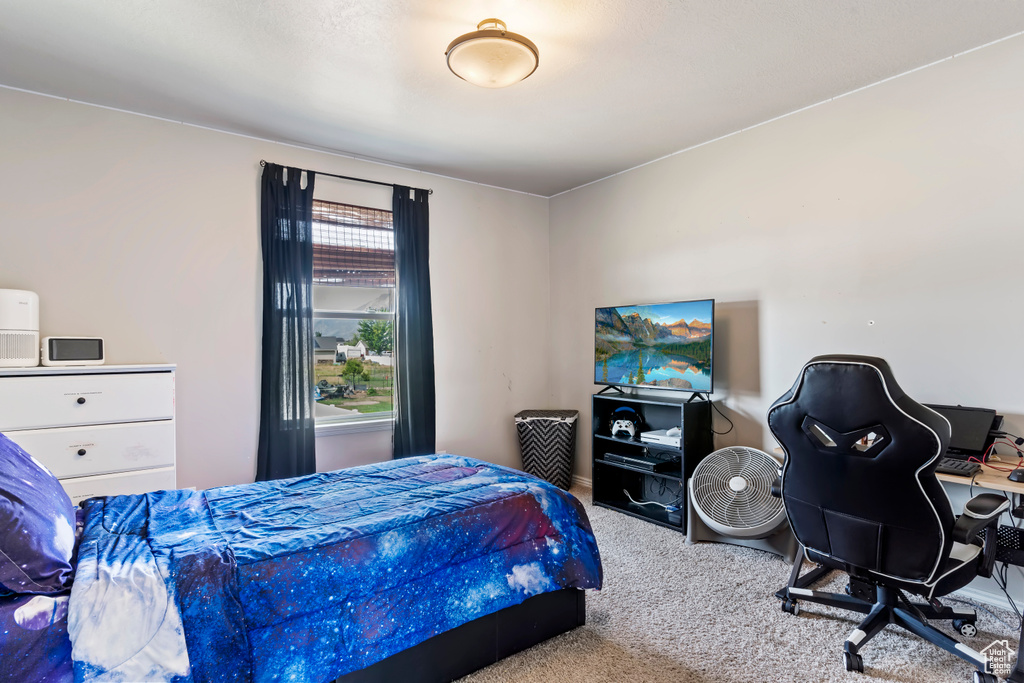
<box><xmin>935</xmin><ymin>455</ymin><xmax>1024</xmax><ymax>496</ymax></box>
<box><xmin>938</xmin><ymin>455</ymin><xmax>1024</xmax><ymax>682</ymax></box>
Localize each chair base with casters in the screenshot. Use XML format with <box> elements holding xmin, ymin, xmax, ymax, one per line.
<box><xmin>777</xmin><ymin>553</ymin><xmax>996</xmax><ymax>682</ymax></box>
<box><xmin>776</xmin><ymin>492</ymin><xmax>1008</xmax><ymax>683</ymax></box>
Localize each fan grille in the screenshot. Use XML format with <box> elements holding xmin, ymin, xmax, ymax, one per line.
<box><xmin>691</xmin><ymin>447</ymin><xmax>783</xmax><ymax>532</ymax></box>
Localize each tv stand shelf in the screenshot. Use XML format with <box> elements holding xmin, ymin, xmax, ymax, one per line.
<box><xmin>591</xmin><ymin>392</ymin><xmax>713</xmax><ymax>530</ymax></box>
<box><xmin>594</xmin><ymin>433</ymin><xmax>682</xmax><ymax>456</ymax></box>
<box><xmin>594</xmin><ymin>455</ymin><xmax>683</xmax><ymax>480</ymax></box>
<box><xmin>592</xmin><ymin>487</ymin><xmax>683</xmax><ymax>530</ymax></box>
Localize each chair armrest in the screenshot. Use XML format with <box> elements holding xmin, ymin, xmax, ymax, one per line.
<box><xmin>953</xmin><ymin>493</ymin><xmax>1010</xmax><ymax>544</ymax></box>
<box><xmin>771</xmin><ymin>470</ymin><xmax>782</xmax><ymax>498</ymax></box>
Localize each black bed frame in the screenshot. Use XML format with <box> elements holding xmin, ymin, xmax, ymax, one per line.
<box><xmin>336</xmin><ymin>588</ymin><xmax>586</xmax><ymax>683</ymax></box>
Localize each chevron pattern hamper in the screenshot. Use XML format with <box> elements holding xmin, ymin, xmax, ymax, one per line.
<box><xmin>514</xmin><ymin>410</ymin><xmax>579</xmax><ymax>490</ymax></box>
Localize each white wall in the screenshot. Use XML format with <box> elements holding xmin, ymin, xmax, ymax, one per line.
<box><xmin>548</xmin><ymin>35</ymin><xmax>1024</xmax><ymax>607</ymax></box>
<box><xmin>0</xmin><ymin>87</ymin><xmax>550</xmax><ymax>489</ymax></box>
<box><xmin>550</xmin><ymin>35</ymin><xmax>1024</xmax><ymax>480</ymax></box>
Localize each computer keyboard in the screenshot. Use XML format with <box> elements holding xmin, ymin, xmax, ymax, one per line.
<box><xmin>935</xmin><ymin>457</ymin><xmax>981</xmax><ymax>477</ymax></box>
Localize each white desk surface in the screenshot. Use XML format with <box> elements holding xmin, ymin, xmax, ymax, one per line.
<box><xmin>935</xmin><ymin>454</ymin><xmax>1024</xmax><ymax>496</ymax></box>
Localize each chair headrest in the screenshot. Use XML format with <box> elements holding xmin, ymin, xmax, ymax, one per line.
<box><xmin>801</xmin><ymin>354</ymin><xmax>905</xmax><ymax>403</ymax></box>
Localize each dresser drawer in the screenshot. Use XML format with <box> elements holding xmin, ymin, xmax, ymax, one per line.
<box><xmin>0</xmin><ymin>372</ymin><xmax>173</xmax><ymax>430</ymax></box>
<box><xmin>4</xmin><ymin>421</ymin><xmax>175</xmax><ymax>479</ymax></box>
<box><xmin>58</xmin><ymin>466</ymin><xmax>177</xmax><ymax>506</ymax></box>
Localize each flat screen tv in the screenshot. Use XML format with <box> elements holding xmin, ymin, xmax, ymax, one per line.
<box><xmin>595</xmin><ymin>299</ymin><xmax>714</xmax><ymax>393</ymax></box>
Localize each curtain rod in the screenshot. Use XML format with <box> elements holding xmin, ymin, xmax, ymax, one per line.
<box><xmin>260</xmin><ymin>159</ymin><xmax>433</xmax><ymax>195</ymax></box>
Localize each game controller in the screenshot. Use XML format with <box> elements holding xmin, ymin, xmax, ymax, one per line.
<box><xmin>611</xmin><ymin>419</ymin><xmax>637</xmax><ymax>439</ymax></box>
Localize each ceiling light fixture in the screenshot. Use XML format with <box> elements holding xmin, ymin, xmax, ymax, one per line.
<box><xmin>445</xmin><ymin>18</ymin><xmax>539</xmax><ymax>89</ymax></box>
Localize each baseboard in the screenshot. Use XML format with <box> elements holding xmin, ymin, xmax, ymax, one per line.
<box><xmin>572</xmin><ymin>475</ymin><xmax>592</xmax><ymax>490</ymax></box>
<box><xmin>951</xmin><ymin>584</ymin><xmax>1014</xmax><ymax>614</ymax></box>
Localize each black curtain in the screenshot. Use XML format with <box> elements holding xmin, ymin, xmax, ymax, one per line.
<box><xmin>392</xmin><ymin>186</ymin><xmax>436</xmax><ymax>457</ymax></box>
<box><xmin>256</xmin><ymin>163</ymin><xmax>317</xmax><ymax>481</ymax></box>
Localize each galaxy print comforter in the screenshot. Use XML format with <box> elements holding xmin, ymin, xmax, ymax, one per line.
<box><xmin>0</xmin><ymin>590</ymin><xmax>73</xmax><ymax>683</ymax></box>
<box><xmin>67</xmin><ymin>455</ymin><xmax>602</xmax><ymax>682</ymax></box>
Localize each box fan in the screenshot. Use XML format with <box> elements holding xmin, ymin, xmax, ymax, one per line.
<box><xmin>686</xmin><ymin>446</ymin><xmax>798</xmax><ymax>562</ymax></box>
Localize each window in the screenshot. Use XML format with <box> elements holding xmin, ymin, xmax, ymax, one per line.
<box><xmin>312</xmin><ymin>199</ymin><xmax>395</xmax><ymax>425</ymax></box>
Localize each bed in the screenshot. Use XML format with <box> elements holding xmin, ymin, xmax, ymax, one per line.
<box><xmin>0</xmin><ymin>438</ymin><xmax>602</xmax><ymax>683</ymax></box>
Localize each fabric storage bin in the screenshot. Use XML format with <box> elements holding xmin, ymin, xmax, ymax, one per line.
<box><xmin>514</xmin><ymin>410</ymin><xmax>579</xmax><ymax>489</ymax></box>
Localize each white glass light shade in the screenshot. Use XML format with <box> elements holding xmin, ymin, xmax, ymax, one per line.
<box><xmin>446</xmin><ymin>19</ymin><xmax>539</xmax><ymax>88</ymax></box>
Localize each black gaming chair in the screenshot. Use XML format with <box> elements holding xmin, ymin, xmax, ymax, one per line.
<box><xmin>767</xmin><ymin>355</ymin><xmax>1009</xmax><ymax>682</ymax></box>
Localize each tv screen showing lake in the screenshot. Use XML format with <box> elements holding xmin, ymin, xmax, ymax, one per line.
<box><xmin>595</xmin><ymin>300</ymin><xmax>713</xmax><ymax>393</ymax></box>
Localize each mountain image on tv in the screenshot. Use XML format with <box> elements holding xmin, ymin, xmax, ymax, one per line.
<box><xmin>595</xmin><ymin>300</ymin><xmax>713</xmax><ymax>393</ymax></box>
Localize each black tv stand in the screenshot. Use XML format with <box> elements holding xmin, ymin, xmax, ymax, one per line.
<box><xmin>591</xmin><ymin>391</ymin><xmax>713</xmax><ymax>531</ymax></box>
<box><xmin>596</xmin><ymin>385</ymin><xmax>626</xmax><ymax>396</ymax></box>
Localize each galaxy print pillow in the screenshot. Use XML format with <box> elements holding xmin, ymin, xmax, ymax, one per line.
<box><xmin>0</xmin><ymin>433</ymin><xmax>76</xmax><ymax>594</ymax></box>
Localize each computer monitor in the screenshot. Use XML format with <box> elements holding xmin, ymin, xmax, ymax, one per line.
<box><xmin>925</xmin><ymin>404</ymin><xmax>1001</xmax><ymax>458</ymax></box>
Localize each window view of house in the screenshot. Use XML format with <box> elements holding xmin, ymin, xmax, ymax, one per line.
<box><xmin>311</xmin><ymin>200</ymin><xmax>395</xmax><ymax>423</ymax></box>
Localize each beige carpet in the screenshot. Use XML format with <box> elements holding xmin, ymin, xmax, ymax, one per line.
<box><xmin>461</xmin><ymin>487</ymin><xmax>1019</xmax><ymax>683</ymax></box>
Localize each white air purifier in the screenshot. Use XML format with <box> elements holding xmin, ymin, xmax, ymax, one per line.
<box><xmin>0</xmin><ymin>289</ymin><xmax>40</xmax><ymax>367</ymax></box>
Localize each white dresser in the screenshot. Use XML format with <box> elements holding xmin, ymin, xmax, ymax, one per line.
<box><xmin>0</xmin><ymin>364</ymin><xmax>176</xmax><ymax>505</ymax></box>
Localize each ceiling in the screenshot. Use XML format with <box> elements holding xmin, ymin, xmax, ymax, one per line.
<box><xmin>2</xmin><ymin>1</ymin><xmax>1023</xmax><ymax>196</ymax></box>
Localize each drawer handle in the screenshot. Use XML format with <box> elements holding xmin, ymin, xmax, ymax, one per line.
<box><xmin>76</xmin><ymin>397</ymin><xmax>86</xmax><ymax>405</ymax></box>
<box><xmin>77</xmin><ymin>449</ymin><xmax>87</xmax><ymax>456</ymax></box>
